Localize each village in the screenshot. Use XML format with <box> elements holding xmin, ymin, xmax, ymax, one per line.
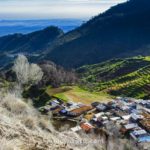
<box><xmin>42</xmin><ymin>97</ymin><xmax>150</xmax><ymax>150</ymax></box>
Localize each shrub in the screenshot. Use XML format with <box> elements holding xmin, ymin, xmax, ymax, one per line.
<box><xmin>1</xmin><ymin>93</ymin><xmax>28</xmax><ymax>115</ymax></box>
<box><xmin>22</xmin><ymin>117</ymin><xmax>36</xmax><ymax>130</ymax></box>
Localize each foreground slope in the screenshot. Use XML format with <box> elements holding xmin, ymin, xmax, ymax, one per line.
<box><xmin>0</xmin><ymin>93</ymin><xmax>72</xmax><ymax>150</ymax></box>
<box><xmin>0</xmin><ymin>93</ymin><xmax>130</xmax><ymax>150</ymax></box>
<box><xmin>77</xmin><ymin>56</ymin><xmax>150</xmax><ymax>99</ymax></box>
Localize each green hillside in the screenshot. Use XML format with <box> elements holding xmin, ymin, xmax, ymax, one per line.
<box><xmin>77</xmin><ymin>56</ymin><xmax>150</xmax><ymax>99</ymax></box>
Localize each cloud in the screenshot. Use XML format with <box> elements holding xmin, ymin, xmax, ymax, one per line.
<box><xmin>0</xmin><ymin>0</ymin><xmax>127</xmax><ymax>19</ymax></box>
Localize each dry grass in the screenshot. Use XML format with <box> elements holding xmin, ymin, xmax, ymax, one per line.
<box><xmin>0</xmin><ymin>93</ymin><xmax>65</xmax><ymax>150</ymax></box>
<box><xmin>38</xmin><ymin>116</ymin><xmax>53</xmax><ymax>132</ymax></box>
<box><xmin>1</xmin><ymin>93</ymin><xmax>28</xmax><ymax>114</ymax></box>
<box><xmin>0</xmin><ymin>138</ymin><xmax>17</xmax><ymax>150</ymax></box>
<box><xmin>22</xmin><ymin>117</ymin><xmax>36</xmax><ymax>129</ymax></box>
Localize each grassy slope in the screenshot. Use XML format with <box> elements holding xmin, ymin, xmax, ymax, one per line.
<box><xmin>46</xmin><ymin>86</ymin><xmax>112</xmax><ymax>104</ymax></box>
<box><xmin>0</xmin><ymin>78</ymin><xmax>10</xmax><ymax>92</ymax></box>
<box><xmin>77</xmin><ymin>56</ymin><xmax>150</xmax><ymax>99</ymax></box>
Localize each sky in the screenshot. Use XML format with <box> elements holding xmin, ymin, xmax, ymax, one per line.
<box><xmin>0</xmin><ymin>0</ymin><xmax>127</xmax><ymax>20</ymax></box>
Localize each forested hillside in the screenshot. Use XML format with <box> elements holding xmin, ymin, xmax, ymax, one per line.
<box><xmin>44</xmin><ymin>0</ymin><xmax>150</xmax><ymax>68</ymax></box>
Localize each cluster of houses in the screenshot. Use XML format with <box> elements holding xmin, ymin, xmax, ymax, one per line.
<box><xmin>42</xmin><ymin>97</ymin><xmax>150</xmax><ymax>149</ymax></box>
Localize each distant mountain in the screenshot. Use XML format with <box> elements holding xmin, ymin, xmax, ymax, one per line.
<box><xmin>41</xmin><ymin>0</ymin><xmax>150</xmax><ymax>68</ymax></box>
<box><xmin>0</xmin><ymin>0</ymin><xmax>150</xmax><ymax>69</ymax></box>
<box><xmin>0</xmin><ymin>19</ymin><xmax>83</xmax><ymax>36</ymax></box>
<box><xmin>0</xmin><ymin>26</ymin><xmax>63</xmax><ymax>53</ymax></box>
<box><xmin>77</xmin><ymin>56</ymin><xmax>150</xmax><ymax>99</ymax></box>
<box><xmin>0</xmin><ymin>26</ymin><xmax>63</xmax><ymax>68</ymax></box>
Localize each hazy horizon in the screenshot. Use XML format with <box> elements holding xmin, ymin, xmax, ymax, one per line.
<box><xmin>0</xmin><ymin>19</ymin><xmax>84</xmax><ymax>36</ymax></box>
<box><xmin>0</xmin><ymin>0</ymin><xmax>127</xmax><ymax>20</ymax></box>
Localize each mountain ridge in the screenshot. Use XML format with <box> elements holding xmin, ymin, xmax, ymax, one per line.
<box><xmin>0</xmin><ymin>26</ymin><xmax>64</xmax><ymax>53</ymax></box>
<box><xmin>0</xmin><ymin>0</ymin><xmax>150</xmax><ymax>68</ymax></box>
<box><xmin>0</xmin><ymin>19</ymin><xmax>83</xmax><ymax>36</ymax></box>
<box><xmin>0</xmin><ymin>26</ymin><xmax>64</xmax><ymax>68</ymax></box>
<box><xmin>42</xmin><ymin>0</ymin><xmax>150</xmax><ymax>68</ymax></box>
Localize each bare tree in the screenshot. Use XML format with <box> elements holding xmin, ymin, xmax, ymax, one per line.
<box><xmin>13</xmin><ymin>54</ymin><xmax>29</xmax><ymax>85</ymax></box>
<box><xmin>29</xmin><ymin>63</ymin><xmax>43</xmax><ymax>85</ymax></box>
<box><xmin>13</xmin><ymin>54</ymin><xmax>43</xmax><ymax>86</ymax></box>
<box><xmin>39</xmin><ymin>61</ymin><xmax>77</xmax><ymax>88</ymax></box>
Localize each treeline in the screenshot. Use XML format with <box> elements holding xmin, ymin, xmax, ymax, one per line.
<box><xmin>0</xmin><ymin>56</ymin><xmax>78</xmax><ymax>107</ymax></box>
<box><xmin>37</xmin><ymin>61</ymin><xmax>78</xmax><ymax>88</ymax></box>
<box><xmin>24</xmin><ymin>61</ymin><xmax>78</xmax><ymax>107</ymax></box>
<box><xmin>0</xmin><ymin>60</ymin><xmax>78</xmax><ymax>88</ymax></box>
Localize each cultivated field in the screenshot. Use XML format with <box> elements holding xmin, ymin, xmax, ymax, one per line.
<box><xmin>46</xmin><ymin>86</ymin><xmax>112</xmax><ymax>104</ymax></box>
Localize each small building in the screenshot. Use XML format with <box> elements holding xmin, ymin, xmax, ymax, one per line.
<box><xmin>116</xmin><ymin>119</ymin><xmax>127</xmax><ymax>125</ymax></box>
<box><xmin>110</xmin><ymin>117</ymin><xmax>120</xmax><ymax>121</ymax></box>
<box><xmin>59</xmin><ymin>109</ymin><xmax>68</xmax><ymax>115</ymax></box>
<box><xmin>50</xmin><ymin>99</ymin><xmax>61</xmax><ymax>106</ymax></box>
<box><xmin>94</xmin><ymin>112</ymin><xmax>104</xmax><ymax>118</ymax></box>
<box><xmin>96</xmin><ymin>104</ymin><xmax>107</xmax><ymax>111</ymax></box>
<box><xmin>138</xmin><ymin>135</ymin><xmax>150</xmax><ymax>143</ymax></box>
<box><xmin>66</xmin><ymin>102</ymin><xmax>74</xmax><ymax>107</ymax></box>
<box><xmin>71</xmin><ymin>126</ymin><xmax>82</xmax><ymax>132</ymax></box>
<box><xmin>102</xmin><ymin>120</ymin><xmax>109</xmax><ymax>125</ymax></box>
<box><xmin>65</xmin><ymin>104</ymin><xmax>80</xmax><ymax>111</ymax></box>
<box><xmin>130</xmin><ymin>109</ymin><xmax>141</xmax><ymax>114</ymax></box>
<box><xmin>130</xmin><ymin>129</ymin><xmax>147</xmax><ymax>141</ymax></box>
<box><xmin>84</xmin><ymin>113</ymin><xmax>94</xmax><ymax>121</ymax></box>
<box><xmin>80</xmin><ymin>122</ymin><xmax>94</xmax><ymax>132</ymax></box>
<box><xmin>120</xmin><ymin>123</ymin><xmax>139</xmax><ymax>134</ymax></box>
<box><xmin>50</xmin><ymin>105</ymin><xmax>61</xmax><ymax>111</ymax></box>
<box><xmin>120</xmin><ymin>105</ymin><xmax>130</xmax><ymax>111</ymax></box>
<box><xmin>131</xmin><ymin>113</ymin><xmax>143</xmax><ymax>121</ymax></box>
<box><xmin>50</xmin><ymin>101</ymin><xmax>59</xmax><ymax>107</ymax></box>
<box><xmin>122</xmin><ymin>115</ymin><xmax>131</xmax><ymax>120</ymax></box>
<box><xmin>91</xmin><ymin>102</ymin><xmax>100</xmax><ymax>108</ymax></box>
<box><xmin>52</xmin><ymin>107</ymin><xmax>63</xmax><ymax>115</ymax></box>
<box><xmin>70</xmin><ymin>105</ymin><xmax>93</xmax><ymax>117</ymax></box>
<box><xmin>102</xmin><ymin>116</ymin><xmax>108</xmax><ymax>121</ymax></box>
<box><xmin>66</xmin><ymin>111</ymin><xmax>78</xmax><ymax>117</ymax></box>
<box><xmin>124</xmin><ymin>123</ymin><xmax>138</xmax><ymax>130</ymax></box>
<box><xmin>130</xmin><ymin>129</ymin><xmax>150</xmax><ymax>143</ymax></box>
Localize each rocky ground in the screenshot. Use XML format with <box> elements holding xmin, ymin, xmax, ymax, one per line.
<box><xmin>0</xmin><ymin>93</ymin><xmax>76</xmax><ymax>150</ymax></box>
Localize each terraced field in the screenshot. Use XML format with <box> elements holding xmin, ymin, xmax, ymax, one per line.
<box><xmin>77</xmin><ymin>56</ymin><xmax>150</xmax><ymax>99</ymax></box>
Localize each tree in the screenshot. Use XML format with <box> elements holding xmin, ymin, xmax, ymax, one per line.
<box><xmin>29</xmin><ymin>63</ymin><xmax>43</xmax><ymax>85</ymax></box>
<box><xmin>39</xmin><ymin>62</ymin><xmax>77</xmax><ymax>88</ymax></box>
<box><xmin>13</xmin><ymin>54</ymin><xmax>29</xmax><ymax>85</ymax></box>
<box><xmin>13</xmin><ymin>54</ymin><xmax>43</xmax><ymax>86</ymax></box>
